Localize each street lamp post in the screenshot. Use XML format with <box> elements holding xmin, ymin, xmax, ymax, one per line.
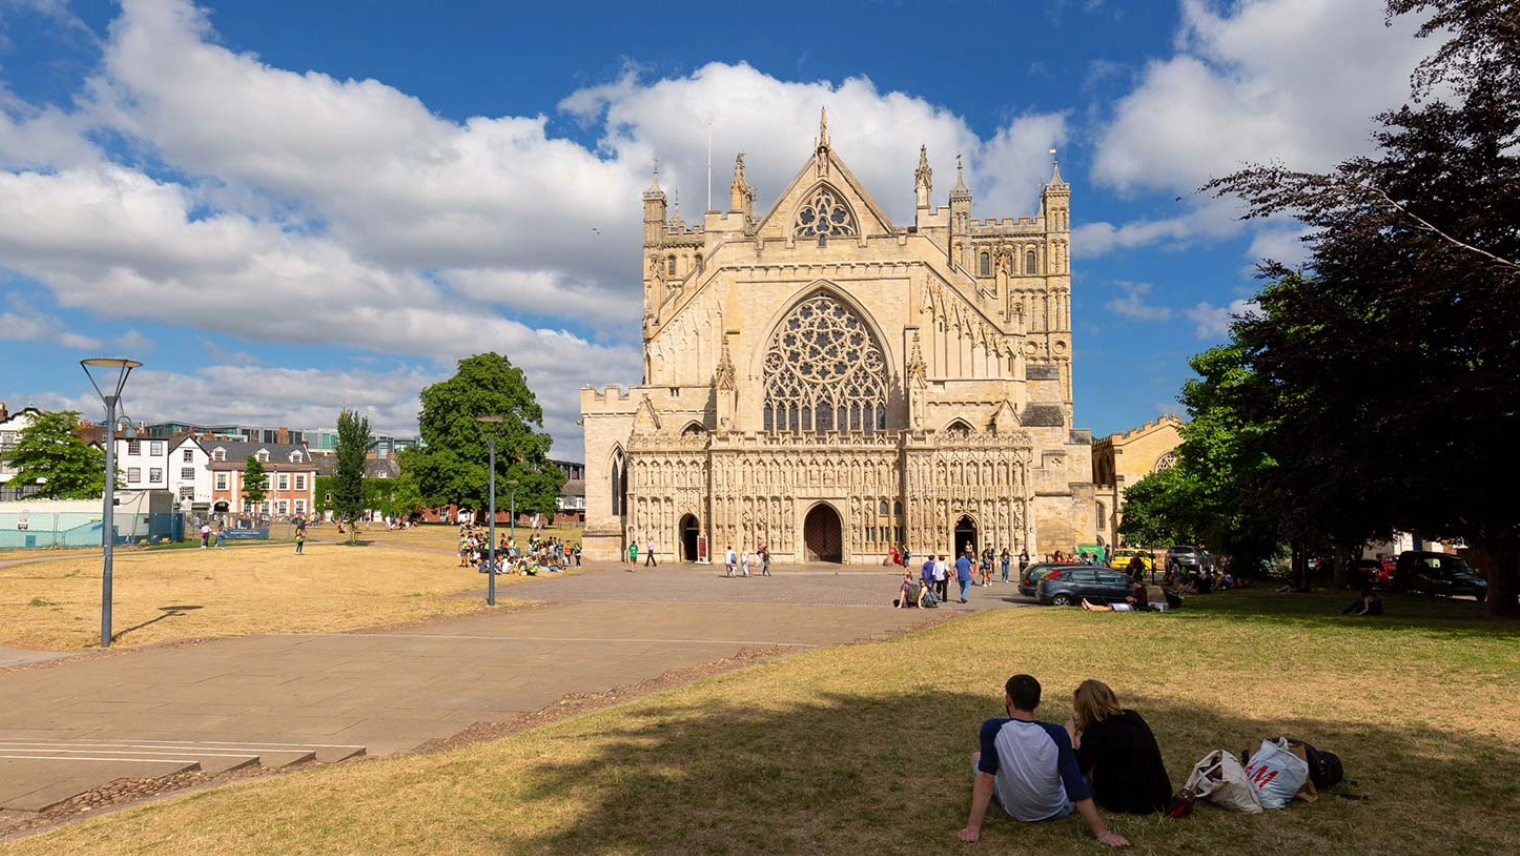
<box><xmin>81</xmin><ymin>357</ymin><xmax>141</xmax><ymax>649</ymax></box>
<box><xmin>475</xmin><ymin>416</ymin><xmax>506</xmax><ymax>607</ymax></box>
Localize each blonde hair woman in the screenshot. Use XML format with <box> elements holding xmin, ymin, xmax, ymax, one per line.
<box><xmin>1064</xmin><ymin>680</ymin><xmax>1173</xmax><ymax>815</ymax></box>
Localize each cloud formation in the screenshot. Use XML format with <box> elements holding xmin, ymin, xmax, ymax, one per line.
<box><xmin>1105</xmin><ymin>281</ymin><xmax>1173</xmax><ymax>322</ymax></box>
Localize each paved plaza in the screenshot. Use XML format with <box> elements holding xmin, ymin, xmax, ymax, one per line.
<box><xmin>0</xmin><ymin>563</ymin><xmax>1031</xmax><ymax>814</ymax></box>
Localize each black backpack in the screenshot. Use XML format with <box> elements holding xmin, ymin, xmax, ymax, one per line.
<box><xmin>1281</xmin><ymin>737</ymin><xmax>1345</xmax><ymax>790</ymax></box>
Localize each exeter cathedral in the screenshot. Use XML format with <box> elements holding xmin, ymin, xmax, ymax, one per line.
<box><xmin>581</xmin><ymin>111</ymin><xmax>1098</xmax><ymax>564</ymax></box>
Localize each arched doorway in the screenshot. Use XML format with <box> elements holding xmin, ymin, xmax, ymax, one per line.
<box><xmin>679</xmin><ymin>514</ymin><xmax>700</xmax><ymax>562</ymax></box>
<box><xmin>803</xmin><ymin>504</ymin><xmax>843</xmax><ymax>563</ymax></box>
<box><xmin>954</xmin><ymin>515</ymin><xmax>978</xmax><ymax>559</ymax></box>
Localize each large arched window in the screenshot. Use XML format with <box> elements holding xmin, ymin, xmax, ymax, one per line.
<box><xmin>793</xmin><ymin>186</ymin><xmax>857</xmax><ymax>239</ymax></box>
<box><xmin>763</xmin><ymin>291</ymin><xmax>888</xmax><ymax>433</ymax></box>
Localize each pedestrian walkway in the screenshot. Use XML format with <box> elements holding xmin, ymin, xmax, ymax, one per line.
<box><xmin>0</xmin><ymin>566</ymin><xmax>1020</xmax><ymax>813</ymax></box>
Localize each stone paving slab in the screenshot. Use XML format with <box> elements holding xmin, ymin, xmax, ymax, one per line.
<box><xmin>0</xmin><ymin>567</ymin><xmax>1004</xmax><ymax>812</ymax></box>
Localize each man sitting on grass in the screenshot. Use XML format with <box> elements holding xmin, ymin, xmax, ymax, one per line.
<box><xmin>958</xmin><ymin>674</ymin><xmax>1130</xmax><ymax>847</ymax></box>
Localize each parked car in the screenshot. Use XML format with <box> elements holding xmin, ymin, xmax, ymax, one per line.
<box><xmin>1394</xmin><ymin>551</ymin><xmax>1487</xmax><ymax>601</ymax></box>
<box><xmin>1165</xmin><ymin>545</ymin><xmax>1210</xmax><ymax>575</ymax></box>
<box><xmin>1037</xmin><ymin>568</ymin><xmax>1185</xmax><ymax>608</ymax></box>
<box><xmin>1108</xmin><ymin>548</ymin><xmax>1155</xmax><ymax>574</ymax></box>
<box><xmin>1351</xmin><ymin>558</ymin><xmax>1386</xmax><ymax>585</ymax></box>
<box><xmin>1019</xmin><ymin>562</ymin><xmax>1084</xmax><ymax>598</ymax></box>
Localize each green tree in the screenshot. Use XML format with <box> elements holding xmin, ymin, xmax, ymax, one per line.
<box><xmin>241</xmin><ymin>456</ymin><xmax>268</xmax><ymax>517</ymax></box>
<box><xmin>406</xmin><ymin>353</ymin><xmax>564</xmax><ymax>516</ymax></box>
<box><xmin>333</xmin><ymin>409</ymin><xmax>371</xmax><ymax>543</ymax></box>
<box><xmin>1206</xmin><ymin>0</ymin><xmax>1520</xmax><ymax>616</ymax></box>
<box><xmin>1116</xmin><ymin>344</ymin><xmax>1285</xmax><ymax>576</ymax></box>
<box><xmin>0</xmin><ymin>410</ymin><xmax>106</xmax><ymax>499</ymax></box>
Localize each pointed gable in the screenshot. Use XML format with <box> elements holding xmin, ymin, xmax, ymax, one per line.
<box><xmin>753</xmin><ymin>143</ymin><xmax>898</xmax><ymax>242</ymax></box>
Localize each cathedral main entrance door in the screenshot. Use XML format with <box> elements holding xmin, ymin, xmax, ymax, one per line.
<box><xmin>954</xmin><ymin>515</ymin><xmax>978</xmax><ymax>558</ymax></box>
<box><xmin>803</xmin><ymin>504</ymin><xmax>843</xmax><ymax>563</ymax></box>
<box><xmin>680</xmin><ymin>514</ymin><xmax>700</xmax><ymax>562</ymax></box>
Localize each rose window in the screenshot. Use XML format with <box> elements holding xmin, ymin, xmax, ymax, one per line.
<box><xmin>763</xmin><ymin>292</ymin><xmax>888</xmax><ymax>433</ymax></box>
<box><xmin>793</xmin><ymin>186</ymin><xmax>857</xmax><ymax>238</ymax></box>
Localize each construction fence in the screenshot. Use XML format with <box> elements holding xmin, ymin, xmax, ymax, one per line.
<box><xmin>0</xmin><ymin>511</ymin><xmax>186</xmax><ymax>550</ymax></box>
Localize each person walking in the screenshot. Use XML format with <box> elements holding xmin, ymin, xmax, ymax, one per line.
<box><xmin>645</xmin><ymin>536</ymin><xmax>657</xmax><ymax>567</ymax></box>
<box><xmin>199</xmin><ymin>522</ymin><xmax>212</xmax><ymax>549</ymax></box>
<box><xmin>216</xmin><ymin>524</ymin><xmax>226</xmax><ymax>549</ymax></box>
<box><xmin>740</xmin><ymin>548</ymin><xmax>751</xmax><ymax>578</ymax></box>
<box><xmin>295</xmin><ymin>530</ymin><xmax>305</xmax><ymax>555</ymax></box>
<box><xmin>1000</xmin><ymin>548</ymin><xmax>1012</xmax><ymax>584</ymax></box>
<box><xmin>725</xmin><ymin>545</ymin><xmax>738</xmax><ymax>577</ymax></box>
<box><xmin>758</xmin><ymin>543</ymin><xmax>771</xmax><ymax>576</ymax></box>
<box><xmin>934</xmin><ymin>554</ymin><xmax>950</xmax><ymax>603</ymax></box>
<box><xmin>956</xmin><ymin>552</ymin><xmax>974</xmax><ymax>603</ymax></box>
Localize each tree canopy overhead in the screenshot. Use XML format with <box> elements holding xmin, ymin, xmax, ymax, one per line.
<box><xmin>406</xmin><ymin>353</ymin><xmax>563</xmax><ymax>515</ymax></box>
<box><xmin>1204</xmin><ymin>0</ymin><xmax>1520</xmax><ymax>617</ymax></box>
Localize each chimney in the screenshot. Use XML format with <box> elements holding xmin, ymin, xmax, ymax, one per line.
<box><xmin>277</xmin><ymin>427</ymin><xmax>290</xmax><ymax>445</ymax></box>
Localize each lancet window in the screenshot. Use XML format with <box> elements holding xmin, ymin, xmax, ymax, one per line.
<box><xmin>763</xmin><ymin>291</ymin><xmax>888</xmax><ymax>434</ymax></box>
<box><xmin>793</xmin><ymin>186</ymin><xmax>857</xmax><ymax>239</ymax></box>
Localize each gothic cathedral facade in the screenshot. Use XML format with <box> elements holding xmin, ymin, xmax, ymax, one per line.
<box><xmin>581</xmin><ymin>114</ymin><xmax>1098</xmax><ymax>563</ymax></box>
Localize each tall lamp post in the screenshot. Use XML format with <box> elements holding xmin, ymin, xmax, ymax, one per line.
<box><xmin>475</xmin><ymin>415</ymin><xmax>505</xmax><ymax>607</ymax></box>
<box><xmin>81</xmin><ymin>357</ymin><xmax>141</xmax><ymax>649</ymax></box>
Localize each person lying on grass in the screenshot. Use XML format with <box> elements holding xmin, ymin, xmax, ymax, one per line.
<box><xmin>1080</xmin><ymin>580</ymin><xmax>1149</xmax><ymax>612</ymax></box>
<box><xmin>959</xmin><ymin>674</ymin><xmax>1130</xmax><ymax>847</ymax></box>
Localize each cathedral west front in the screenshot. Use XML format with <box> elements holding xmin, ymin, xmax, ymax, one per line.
<box><xmin>581</xmin><ymin>112</ymin><xmax>1098</xmax><ymax>564</ymax></box>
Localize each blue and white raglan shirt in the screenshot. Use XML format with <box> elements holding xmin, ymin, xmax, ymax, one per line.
<box><xmin>977</xmin><ymin>718</ymin><xmax>1092</xmax><ymax>821</ymax></box>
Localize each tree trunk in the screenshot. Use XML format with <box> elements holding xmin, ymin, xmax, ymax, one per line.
<box><xmin>1473</xmin><ymin>527</ymin><xmax>1520</xmax><ymax>620</ymax></box>
<box><xmin>1332</xmin><ymin>541</ymin><xmax>1352</xmax><ymax>589</ymax></box>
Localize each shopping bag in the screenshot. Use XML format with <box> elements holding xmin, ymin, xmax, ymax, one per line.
<box><xmin>1244</xmin><ymin>738</ymin><xmax>1311</xmax><ymax>809</ymax></box>
<box><xmin>1182</xmin><ymin>749</ymin><xmax>1263</xmax><ymax>814</ymax></box>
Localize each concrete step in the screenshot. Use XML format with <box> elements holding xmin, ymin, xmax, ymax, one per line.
<box><xmin>0</xmin><ymin>738</ymin><xmax>367</xmax><ymax>812</ymax></box>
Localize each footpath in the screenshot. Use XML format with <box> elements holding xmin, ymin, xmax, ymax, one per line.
<box><xmin>0</xmin><ymin>564</ymin><xmax>1029</xmax><ymax>820</ymax></box>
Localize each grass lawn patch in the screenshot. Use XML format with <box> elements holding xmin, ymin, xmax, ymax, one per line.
<box><xmin>0</xmin><ymin>544</ymin><xmax>562</xmax><ymax>650</ymax></box>
<box><xmin>6</xmin><ymin>588</ymin><xmax>1516</xmax><ymax>854</ymax></box>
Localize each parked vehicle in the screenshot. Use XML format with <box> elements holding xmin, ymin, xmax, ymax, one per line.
<box><xmin>1165</xmin><ymin>545</ymin><xmax>1210</xmax><ymax>575</ymax></box>
<box><xmin>1019</xmin><ymin>562</ymin><xmax>1084</xmax><ymax>598</ymax></box>
<box><xmin>1108</xmin><ymin>548</ymin><xmax>1155</xmax><ymax>574</ymax></box>
<box><xmin>1036</xmin><ymin>567</ymin><xmax>1185</xmax><ymax>608</ymax></box>
<box><xmin>1351</xmin><ymin>558</ymin><xmax>1386</xmax><ymax>585</ymax></box>
<box><xmin>1394</xmin><ymin>551</ymin><xmax>1487</xmax><ymax>601</ymax></box>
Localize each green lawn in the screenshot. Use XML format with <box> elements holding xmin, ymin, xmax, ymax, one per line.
<box><xmin>5</xmin><ymin>589</ymin><xmax>1516</xmax><ymax>855</ymax></box>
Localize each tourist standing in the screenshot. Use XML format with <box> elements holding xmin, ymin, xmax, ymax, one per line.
<box><xmin>758</xmin><ymin>544</ymin><xmax>771</xmax><ymax>576</ymax></box>
<box><xmin>645</xmin><ymin>536</ymin><xmax>657</xmax><ymax>567</ymax></box>
<box><xmin>1000</xmin><ymin>548</ymin><xmax>1012</xmax><ymax>583</ymax></box>
<box><xmin>725</xmin><ymin>545</ymin><xmax>738</xmax><ymax>577</ymax></box>
<box><xmin>295</xmin><ymin>530</ymin><xmax>305</xmax><ymax>554</ymax></box>
<box><xmin>934</xmin><ymin>555</ymin><xmax>950</xmax><ymax>602</ymax></box>
<box><xmin>1019</xmin><ymin>549</ymin><xmax>1030</xmax><ymax>577</ymax></box>
<box><xmin>956</xmin><ymin>552</ymin><xmax>974</xmax><ymax>602</ymax></box>
<box><xmin>740</xmin><ymin>548</ymin><xmax>751</xmax><ymax>577</ymax></box>
<box><xmin>216</xmin><ymin>524</ymin><xmax>226</xmax><ymax>549</ymax></box>
<box><xmin>628</xmin><ymin>540</ymin><xmax>638</xmax><ymax>571</ymax></box>
<box><xmin>199</xmin><ymin>521</ymin><xmax>211</xmax><ymax>549</ymax></box>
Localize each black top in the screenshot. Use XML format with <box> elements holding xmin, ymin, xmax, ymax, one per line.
<box><xmin>1074</xmin><ymin>709</ymin><xmax>1172</xmax><ymax>814</ymax></box>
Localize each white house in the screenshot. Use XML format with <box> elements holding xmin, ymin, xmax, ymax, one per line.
<box><xmin>0</xmin><ymin>402</ymin><xmax>41</xmax><ymax>501</ymax></box>
<box><xmin>113</xmin><ymin>433</ymin><xmax>173</xmax><ymax>494</ymax></box>
<box><xmin>168</xmin><ymin>435</ymin><xmax>213</xmax><ymax>510</ymax></box>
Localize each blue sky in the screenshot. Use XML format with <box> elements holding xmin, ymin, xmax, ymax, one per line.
<box><xmin>0</xmin><ymin>0</ymin><xmax>1436</xmax><ymax>459</ymax></box>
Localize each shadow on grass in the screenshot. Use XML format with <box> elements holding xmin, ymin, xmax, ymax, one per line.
<box><xmin>110</xmin><ymin>604</ymin><xmax>203</xmax><ymax>644</ymax></box>
<box><xmin>1174</xmin><ymin>588</ymin><xmax>1519</xmax><ymax>640</ymax></box>
<box><xmin>490</xmin><ymin>687</ymin><xmax>1518</xmax><ymax>856</ymax></box>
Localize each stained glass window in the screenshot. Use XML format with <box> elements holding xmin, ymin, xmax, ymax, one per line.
<box><xmin>763</xmin><ymin>292</ymin><xmax>887</xmax><ymax>433</ymax></box>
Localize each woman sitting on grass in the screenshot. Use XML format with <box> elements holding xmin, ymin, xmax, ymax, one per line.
<box><xmin>1065</xmin><ymin>680</ymin><xmax>1172</xmax><ymax>815</ymax></box>
<box><xmin>894</xmin><ymin>571</ymin><xmax>917</xmax><ymax>608</ymax></box>
<box><xmin>1340</xmin><ymin>587</ymin><xmax>1384</xmax><ymax>616</ymax></box>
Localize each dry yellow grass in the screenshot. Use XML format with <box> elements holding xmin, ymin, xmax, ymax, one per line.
<box><xmin>0</xmin><ymin>543</ymin><xmax>522</xmax><ymax>650</ymax></box>
<box><xmin>5</xmin><ymin>590</ymin><xmax>1516</xmax><ymax>855</ymax></box>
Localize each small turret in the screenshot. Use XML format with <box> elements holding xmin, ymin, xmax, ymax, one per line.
<box><xmin>729</xmin><ymin>152</ymin><xmax>754</xmax><ymax>217</ymax></box>
<box><xmin>914</xmin><ymin>144</ymin><xmax>933</xmax><ymax>209</ymax></box>
<box><xmin>1041</xmin><ymin>148</ymin><xmax>1069</xmax><ymax>234</ymax></box>
<box><xmin>643</xmin><ymin>159</ymin><xmax>667</xmax><ymax>247</ymax></box>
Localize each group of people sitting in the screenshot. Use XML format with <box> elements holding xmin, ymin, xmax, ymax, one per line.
<box><xmin>460</xmin><ymin>528</ymin><xmax>582</xmax><ymax>575</ymax></box>
<box><xmin>960</xmin><ymin>675</ymin><xmax>1172</xmax><ymax>847</ymax></box>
